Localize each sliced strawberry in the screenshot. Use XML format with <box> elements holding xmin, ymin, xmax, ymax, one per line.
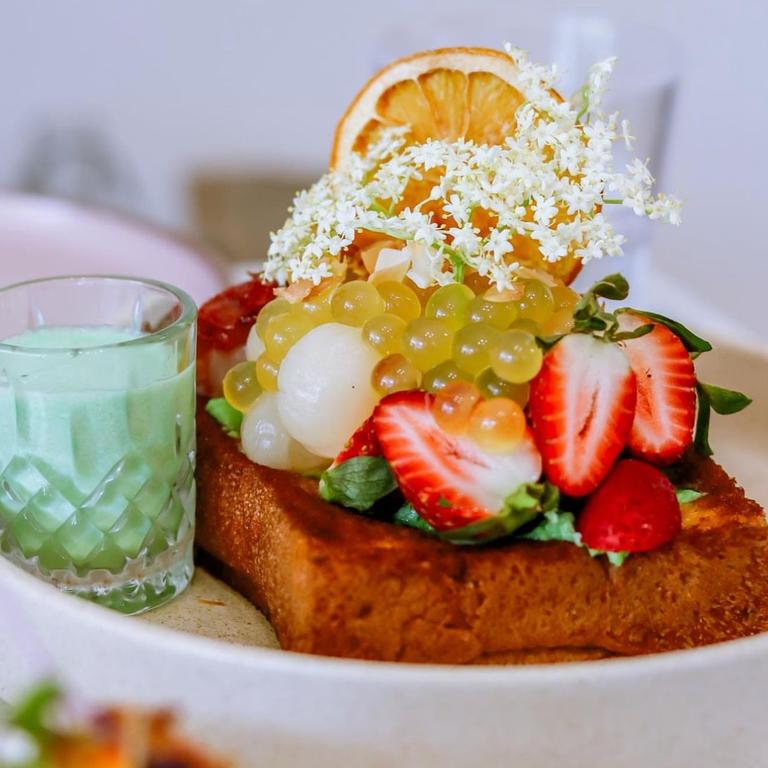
<box><xmin>577</xmin><ymin>458</ymin><xmax>681</xmax><ymax>552</ymax></box>
<box><xmin>616</xmin><ymin>312</ymin><xmax>696</xmax><ymax>465</ymax></box>
<box><xmin>528</xmin><ymin>333</ymin><xmax>637</xmax><ymax>497</ymax></box>
<box><xmin>197</xmin><ymin>278</ymin><xmax>276</xmax><ymax>396</ymax></box>
<box><xmin>332</xmin><ymin>416</ymin><xmax>381</xmax><ymax>467</ymax></box>
<box><xmin>373</xmin><ymin>390</ymin><xmax>541</xmax><ymax>531</ymax></box>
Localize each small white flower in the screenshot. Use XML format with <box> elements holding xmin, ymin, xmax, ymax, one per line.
<box><xmin>532</xmin><ymin>194</ymin><xmax>558</xmax><ymax>227</ymax></box>
<box><xmin>263</xmin><ymin>46</ymin><xmax>681</xmax><ymax>289</ymax></box>
<box><xmin>484</xmin><ymin>228</ymin><xmax>514</xmax><ymax>261</ymax></box>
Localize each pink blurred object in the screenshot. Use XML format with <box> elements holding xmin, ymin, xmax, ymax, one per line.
<box><xmin>0</xmin><ymin>192</ymin><xmax>227</xmax><ymax>305</ymax></box>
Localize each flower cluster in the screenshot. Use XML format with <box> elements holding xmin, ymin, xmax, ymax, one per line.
<box><xmin>264</xmin><ymin>45</ymin><xmax>682</xmax><ymax>290</ymax></box>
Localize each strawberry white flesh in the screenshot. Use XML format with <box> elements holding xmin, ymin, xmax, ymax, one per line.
<box><xmin>617</xmin><ymin>313</ymin><xmax>696</xmax><ymax>465</ymax></box>
<box><xmin>529</xmin><ymin>333</ymin><xmax>637</xmax><ymax>497</ymax></box>
<box><xmin>373</xmin><ymin>391</ymin><xmax>542</xmax><ymax>531</ymax></box>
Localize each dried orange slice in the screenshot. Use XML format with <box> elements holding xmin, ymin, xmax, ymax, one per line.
<box><xmin>331</xmin><ymin>47</ymin><xmax>529</xmax><ymax>170</ymax></box>
<box><xmin>331</xmin><ymin>47</ymin><xmax>581</xmax><ymax>285</ymax></box>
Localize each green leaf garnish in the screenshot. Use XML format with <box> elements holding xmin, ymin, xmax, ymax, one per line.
<box><xmin>694</xmin><ymin>381</ymin><xmax>751</xmax><ymax>457</ymax></box>
<box><xmin>676</xmin><ymin>488</ymin><xmax>706</xmax><ymax>504</ymax></box>
<box><xmin>569</xmin><ymin>273</ymin><xmax>645</xmax><ymax>342</ymax></box>
<box><xmin>587</xmin><ymin>273</ymin><xmax>630</xmax><ymax>300</ymax></box>
<box><xmin>205</xmin><ymin>397</ymin><xmax>243</xmax><ymax>438</ymax></box>
<box><xmin>438</xmin><ymin>482</ymin><xmax>559</xmax><ymax>546</ymax></box>
<box><xmin>7</xmin><ymin>680</ymin><xmax>61</xmax><ymax>745</ymax></box>
<box><xmin>605</xmin><ymin>551</ymin><xmax>630</xmax><ymax>566</ymax></box>
<box><xmin>319</xmin><ymin>456</ymin><xmax>397</xmax><ymax>512</ymax></box>
<box><xmin>520</xmin><ymin>509</ymin><xmax>581</xmax><ymax>544</ymax></box>
<box><xmin>620</xmin><ymin>309</ymin><xmax>712</xmax><ymax>357</ymax></box>
<box><xmin>393</xmin><ymin>503</ymin><xmax>436</xmax><ymax>533</ymax></box>
<box><xmin>700</xmin><ymin>382</ymin><xmax>752</xmax><ymax>415</ymax></box>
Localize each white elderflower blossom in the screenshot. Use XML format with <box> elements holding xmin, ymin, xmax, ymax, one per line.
<box><xmin>263</xmin><ymin>45</ymin><xmax>682</xmax><ymax>288</ymax></box>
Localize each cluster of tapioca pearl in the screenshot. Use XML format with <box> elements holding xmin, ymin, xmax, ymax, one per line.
<box><xmin>222</xmin><ymin>273</ymin><xmax>578</xmax><ymax>435</ymax></box>
<box><xmin>364</xmin><ymin>275</ymin><xmax>577</xmax><ymax>451</ymax></box>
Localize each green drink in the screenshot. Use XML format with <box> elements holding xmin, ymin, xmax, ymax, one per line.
<box><xmin>0</xmin><ymin>277</ymin><xmax>196</xmax><ymax>614</ymax></box>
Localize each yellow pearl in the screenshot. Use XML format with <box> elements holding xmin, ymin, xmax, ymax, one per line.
<box><xmin>421</xmin><ymin>360</ymin><xmax>472</xmax><ymax>394</ymax></box>
<box><xmin>371</xmin><ymin>353</ymin><xmax>421</xmax><ymax>395</ymax></box>
<box><xmin>255</xmin><ymin>298</ymin><xmax>291</xmax><ymax>341</ymax></box>
<box><xmin>222</xmin><ymin>361</ymin><xmax>263</xmax><ymax>413</ymax></box>
<box><xmin>467</xmin><ymin>398</ymin><xmax>526</xmax><ymax>452</ymax></box>
<box><xmin>452</xmin><ymin>322</ymin><xmax>500</xmax><ymax>375</ymax></box>
<box><xmin>331</xmin><ymin>280</ymin><xmax>385</xmax><ymax>326</ymax></box>
<box><xmin>255</xmin><ymin>354</ymin><xmax>280</xmax><ymax>392</ymax></box>
<box><xmin>517</xmin><ymin>280</ymin><xmax>555</xmax><ymax>324</ymax></box>
<box><xmin>263</xmin><ymin>311</ymin><xmax>315</xmax><ymax>361</ymax></box>
<box><xmin>401</xmin><ymin>317</ymin><xmax>454</xmax><ymax>371</ymax></box>
<box><xmin>466</xmin><ymin>297</ymin><xmax>517</xmax><ymax>329</ymax></box>
<box><xmin>432</xmin><ymin>381</ymin><xmax>482</xmax><ymax>435</ymax></box>
<box><xmin>489</xmin><ymin>330</ymin><xmax>543</xmax><ymax>384</ymax></box>
<box><xmin>376</xmin><ymin>281</ymin><xmax>422</xmax><ymax>323</ymax></box>
<box><xmin>424</xmin><ymin>283</ymin><xmax>475</xmax><ymax>330</ymax></box>
<box><xmin>362</xmin><ymin>313</ymin><xmax>407</xmax><ymax>356</ymax></box>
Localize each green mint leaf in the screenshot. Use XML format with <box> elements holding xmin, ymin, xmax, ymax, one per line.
<box><xmin>621</xmin><ymin>309</ymin><xmax>712</xmax><ymax>357</ymax></box>
<box><xmin>694</xmin><ymin>382</ymin><xmax>714</xmax><ymax>457</ymax></box>
<box><xmin>588</xmin><ymin>273</ymin><xmax>630</xmax><ymax>301</ymax></box>
<box><xmin>205</xmin><ymin>397</ymin><xmax>243</xmax><ymax>438</ymax></box>
<box><xmin>676</xmin><ymin>488</ymin><xmax>707</xmax><ymax>504</ymax></box>
<box><xmin>8</xmin><ymin>680</ymin><xmax>61</xmax><ymax>743</ymax></box>
<box><xmin>319</xmin><ymin>456</ymin><xmax>397</xmax><ymax>512</ymax></box>
<box><xmin>606</xmin><ymin>551</ymin><xmax>629</xmax><ymax>566</ymax></box>
<box><xmin>699</xmin><ymin>382</ymin><xmax>752</xmax><ymax>415</ymax></box>
<box><xmin>393</xmin><ymin>503</ymin><xmax>436</xmax><ymax>533</ymax></box>
<box><xmin>521</xmin><ymin>509</ymin><xmax>581</xmax><ymax>545</ymax></box>
<box><xmin>694</xmin><ymin>381</ymin><xmax>751</xmax><ymax>456</ymax></box>
<box><xmin>438</xmin><ymin>482</ymin><xmax>556</xmax><ymax>546</ymax></box>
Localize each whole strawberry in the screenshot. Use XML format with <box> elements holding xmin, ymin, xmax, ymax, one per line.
<box><xmin>577</xmin><ymin>458</ymin><xmax>682</xmax><ymax>553</ymax></box>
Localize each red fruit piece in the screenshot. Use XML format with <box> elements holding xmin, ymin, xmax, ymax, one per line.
<box><xmin>373</xmin><ymin>390</ymin><xmax>541</xmax><ymax>531</ymax></box>
<box><xmin>577</xmin><ymin>458</ymin><xmax>682</xmax><ymax>552</ymax></box>
<box><xmin>197</xmin><ymin>278</ymin><xmax>276</xmax><ymax>396</ymax></box>
<box><xmin>617</xmin><ymin>312</ymin><xmax>697</xmax><ymax>465</ymax></box>
<box><xmin>528</xmin><ymin>333</ymin><xmax>637</xmax><ymax>497</ymax></box>
<box><xmin>198</xmin><ymin>278</ymin><xmax>277</xmax><ymax>353</ymax></box>
<box><xmin>332</xmin><ymin>416</ymin><xmax>381</xmax><ymax>467</ymax></box>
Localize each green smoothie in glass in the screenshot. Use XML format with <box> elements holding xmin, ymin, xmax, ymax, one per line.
<box><xmin>0</xmin><ymin>276</ymin><xmax>196</xmax><ymax>614</ymax></box>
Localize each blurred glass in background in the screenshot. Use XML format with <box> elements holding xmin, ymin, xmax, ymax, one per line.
<box><xmin>14</xmin><ymin>122</ymin><xmax>142</xmax><ymax>217</ymax></box>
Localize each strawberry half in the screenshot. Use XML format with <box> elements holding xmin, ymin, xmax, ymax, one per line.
<box><xmin>577</xmin><ymin>458</ymin><xmax>682</xmax><ymax>552</ymax></box>
<box><xmin>332</xmin><ymin>416</ymin><xmax>380</xmax><ymax>467</ymax></box>
<box><xmin>616</xmin><ymin>312</ymin><xmax>696</xmax><ymax>465</ymax></box>
<box><xmin>373</xmin><ymin>390</ymin><xmax>541</xmax><ymax>531</ymax></box>
<box><xmin>528</xmin><ymin>333</ymin><xmax>637</xmax><ymax>497</ymax></box>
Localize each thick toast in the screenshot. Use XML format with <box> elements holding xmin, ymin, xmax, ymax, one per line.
<box><xmin>195</xmin><ymin>406</ymin><xmax>768</xmax><ymax>663</ymax></box>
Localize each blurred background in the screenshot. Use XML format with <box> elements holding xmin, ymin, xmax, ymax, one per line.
<box><xmin>0</xmin><ymin>0</ymin><xmax>764</xmax><ymax>340</ymax></box>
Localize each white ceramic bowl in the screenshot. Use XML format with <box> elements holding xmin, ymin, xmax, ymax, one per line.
<box><xmin>0</xmin><ymin>192</ymin><xmax>227</xmax><ymax>304</ymax></box>
<box><xmin>0</xmin><ymin>339</ymin><xmax>766</xmax><ymax>768</ymax></box>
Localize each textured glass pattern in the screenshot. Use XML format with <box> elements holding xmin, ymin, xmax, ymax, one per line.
<box><xmin>0</xmin><ymin>276</ymin><xmax>196</xmax><ymax>614</ymax></box>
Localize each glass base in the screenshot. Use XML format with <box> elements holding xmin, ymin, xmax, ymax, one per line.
<box><xmin>4</xmin><ymin>529</ymin><xmax>195</xmax><ymax>615</ymax></box>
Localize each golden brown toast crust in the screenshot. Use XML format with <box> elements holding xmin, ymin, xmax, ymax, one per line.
<box><xmin>195</xmin><ymin>406</ymin><xmax>768</xmax><ymax>664</ymax></box>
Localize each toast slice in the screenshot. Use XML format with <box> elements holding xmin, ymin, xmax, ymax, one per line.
<box><xmin>195</xmin><ymin>405</ymin><xmax>768</xmax><ymax>664</ymax></box>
